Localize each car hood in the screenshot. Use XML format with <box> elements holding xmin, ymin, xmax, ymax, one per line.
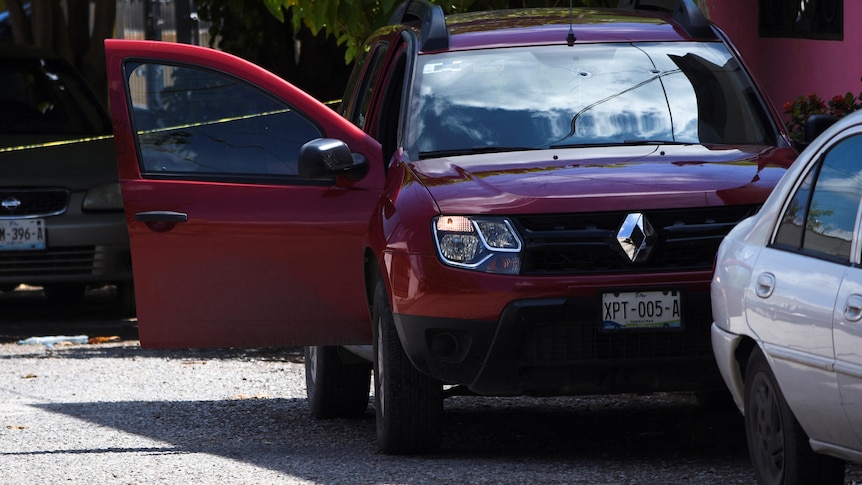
<box><xmin>0</xmin><ymin>134</ymin><xmax>117</xmax><ymax>190</ymax></box>
<box><xmin>408</xmin><ymin>144</ymin><xmax>796</xmax><ymax>214</ymax></box>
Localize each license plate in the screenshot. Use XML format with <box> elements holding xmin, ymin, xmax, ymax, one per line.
<box><xmin>0</xmin><ymin>219</ymin><xmax>45</xmax><ymax>250</ymax></box>
<box><xmin>602</xmin><ymin>290</ymin><xmax>681</xmax><ymax>331</ymax></box>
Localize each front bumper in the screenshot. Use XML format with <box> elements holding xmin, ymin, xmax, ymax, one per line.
<box><xmin>0</xmin><ymin>210</ymin><xmax>132</xmax><ymax>286</ymax></box>
<box><xmin>393</xmin><ymin>291</ymin><xmax>724</xmax><ymax>396</ymax></box>
<box><xmin>710</xmin><ymin>323</ymin><xmax>745</xmax><ymax>412</ymax></box>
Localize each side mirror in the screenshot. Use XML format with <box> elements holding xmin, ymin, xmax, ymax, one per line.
<box><xmin>298</xmin><ymin>138</ymin><xmax>369</xmax><ymax>181</ymax></box>
<box><xmin>804</xmin><ymin>114</ymin><xmax>840</xmax><ymax>145</ymax></box>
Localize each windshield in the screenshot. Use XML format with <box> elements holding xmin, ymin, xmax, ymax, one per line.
<box><xmin>408</xmin><ymin>42</ymin><xmax>776</xmax><ymax>158</ymax></box>
<box><xmin>0</xmin><ymin>57</ymin><xmax>111</xmax><ymax>138</ymax></box>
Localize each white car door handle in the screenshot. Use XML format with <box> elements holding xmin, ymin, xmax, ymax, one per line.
<box><xmin>844</xmin><ymin>295</ymin><xmax>862</xmax><ymax>322</ymax></box>
<box><xmin>755</xmin><ymin>272</ymin><xmax>775</xmax><ymax>298</ymax></box>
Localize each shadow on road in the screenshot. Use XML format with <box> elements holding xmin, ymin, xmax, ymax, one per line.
<box><xmin>25</xmin><ymin>389</ymin><xmax>755</xmax><ymax>483</ymax></box>
<box><xmin>4</xmin><ymin>289</ymin><xmax>858</xmax><ymax>483</ymax></box>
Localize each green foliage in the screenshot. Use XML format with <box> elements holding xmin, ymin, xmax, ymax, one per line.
<box><xmin>263</xmin><ymin>0</ymin><xmax>390</xmax><ymax>63</ymax></box>
<box><xmin>198</xmin><ymin>0</ymin><xmax>353</xmax><ymax>101</ymax></box>
<box><xmin>263</xmin><ymin>0</ymin><xmax>616</xmax><ymax>63</ymax></box>
<box><xmin>200</xmin><ymin>0</ymin><xmax>284</xmax><ymax>66</ymax></box>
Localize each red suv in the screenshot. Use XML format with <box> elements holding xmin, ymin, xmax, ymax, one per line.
<box><xmin>106</xmin><ymin>0</ymin><xmax>797</xmax><ymax>453</ymax></box>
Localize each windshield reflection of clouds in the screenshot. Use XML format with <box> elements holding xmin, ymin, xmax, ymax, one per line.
<box><xmin>412</xmin><ymin>42</ymin><xmax>760</xmax><ymax>156</ymax></box>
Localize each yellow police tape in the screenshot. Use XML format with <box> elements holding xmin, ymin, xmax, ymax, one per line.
<box><xmin>0</xmin><ymin>134</ymin><xmax>114</xmax><ymax>153</ymax></box>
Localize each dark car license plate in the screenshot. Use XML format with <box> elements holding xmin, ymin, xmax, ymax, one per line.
<box><xmin>0</xmin><ymin>219</ymin><xmax>45</xmax><ymax>250</ymax></box>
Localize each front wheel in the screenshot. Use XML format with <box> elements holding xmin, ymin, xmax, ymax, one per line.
<box><xmin>744</xmin><ymin>348</ymin><xmax>845</xmax><ymax>485</ymax></box>
<box><xmin>373</xmin><ymin>281</ymin><xmax>443</xmax><ymax>454</ymax></box>
<box><xmin>304</xmin><ymin>345</ymin><xmax>371</xmax><ymax>419</ymax></box>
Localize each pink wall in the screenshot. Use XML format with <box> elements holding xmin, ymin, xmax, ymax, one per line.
<box><xmin>702</xmin><ymin>0</ymin><xmax>860</xmax><ymax>122</ymax></box>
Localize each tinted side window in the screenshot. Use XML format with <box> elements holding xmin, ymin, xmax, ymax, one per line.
<box><xmin>339</xmin><ymin>46</ymin><xmax>371</xmax><ymax>120</ymax></box>
<box><xmin>349</xmin><ymin>44</ymin><xmax>389</xmax><ymax>130</ymax></box>
<box><xmin>126</xmin><ymin>62</ymin><xmax>321</xmax><ymax>179</ymax></box>
<box><xmin>377</xmin><ymin>51</ymin><xmax>407</xmax><ymax>161</ymax></box>
<box><xmin>774</xmin><ymin>134</ymin><xmax>862</xmax><ymax>263</ymax></box>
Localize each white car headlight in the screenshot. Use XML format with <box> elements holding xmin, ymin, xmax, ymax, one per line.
<box><xmin>82</xmin><ymin>182</ymin><xmax>124</xmax><ymax>211</ymax></box>
<box><xmin>433</xmin><ymin>216</ymin><xmax>522</xmax><ymax>274</ymax></box>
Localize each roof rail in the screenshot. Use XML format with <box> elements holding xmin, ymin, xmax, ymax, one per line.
<box><xmin>389</xmin><ymin>0</ymin><xmax>450</xmax><ymax>52</ymax></box>
<box><xmin>617</xmin><ymin>0</ymin><xmax>716</xmax><ymax>39</ymax></box>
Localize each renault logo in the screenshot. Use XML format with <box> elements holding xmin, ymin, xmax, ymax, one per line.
<box><xmin>616</xmin><ymin>213</ymin><xmax>656</xmax><ymax>263</ymax></box>
<box><xmin>1</xmin><ymin>197</ymin><xmax>21</xmax><ymax>212</ymax></box>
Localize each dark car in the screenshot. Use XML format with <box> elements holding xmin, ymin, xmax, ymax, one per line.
<box><xmin>104</xmin><ymin>0</ymin><xmax>796</xmax><ymax>454</ymax></box>
<box><xmin>0</xmin><ymin>43</ymin><xmax>132</xmax><ymax>306</ymax></box>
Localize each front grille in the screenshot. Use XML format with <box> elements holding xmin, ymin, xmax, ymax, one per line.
<box><xmin>514</xmin><ymin>205</ymin><xmax>758</xmax><ymax>275</ymax></box>
<box><xmin>520</xmin><ymin>320</ymin><xmax>713</xmax><ymax>362</ymax></box>
<box><xmin>0</xmin><ymin>246</ymin><xmax>96</xmax><ymax>277</ymax></box>
<box><xmin>0</xmin><ymin>189</ymin><xmax>69</xmax><ymax>218</ymax></box>
<box><xmin>515</xmin><ymin>293</ymin><xmax>713</xmax><ymax>365</ymax></box>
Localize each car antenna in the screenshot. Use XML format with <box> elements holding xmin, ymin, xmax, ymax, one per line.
<box><xmin>566</xmin><ymin>0</ymin><xmax>576</xmax><ymax>46</ymax></box>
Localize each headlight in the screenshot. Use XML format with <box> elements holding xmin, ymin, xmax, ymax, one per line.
<box><xmin>433</xmin><ymin>216</ymin><xmax>522</xmax><ymax>274</ymax></box>
<box><xmin>82</xmin><ymin>182</ymin><xmax>124</xmax><ymax>211</ymax></box>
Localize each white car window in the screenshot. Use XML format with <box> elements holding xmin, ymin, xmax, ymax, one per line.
<box><xmin>773</xmin><ymin>134</ymin><xmax>862</xmax><ymax>263</ymax></box>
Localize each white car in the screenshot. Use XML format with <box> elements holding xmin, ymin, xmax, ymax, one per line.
<box><xmin>712</xmin><ymin>111</ymin><xmax>862</xmax><ymax>484</ymax></box>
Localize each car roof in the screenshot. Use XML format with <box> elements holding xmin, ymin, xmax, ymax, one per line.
<box><xmin>389</xmin><ymin>0</ymin><xmax>717</xmax><ymax>53</ymax></box>
<box><xmin>444</xmin><ymin>9</ymin><xmax>701</xmax><ymax>51</ymax></box>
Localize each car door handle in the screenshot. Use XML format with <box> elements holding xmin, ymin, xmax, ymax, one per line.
<box><xmin>844</xmin><ymin>295</ymin><xmax>862</xmax><ymax>322</ymax></box>
<box><xmin>134</xmin><ymin>211</ymin><xmax>188</xmax><ymax>233</ymax></box>
<box><xmin>755</xmin><ymin>272</ymin><xmax>775</xmax><ymax>299</ymax></box>
<box><xmin>134</xmin><ymin>211</ymin><xmax>189</xmax><ymax>223</ymax></box>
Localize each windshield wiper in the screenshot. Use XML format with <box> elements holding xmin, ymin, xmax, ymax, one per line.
<box><xmin>550</xmin><ymin>140</ymin><xmax>691</xmax><ymax>149</ymax></box>
<box><xmin>419</xmin><ymin>146</ymin><xmax>537</xmax><ymax>159</ymax></box>
<box><xmin>621</xmin><ymin>140</ymin><xmax>692</xmax><ymax>145</ymax></box>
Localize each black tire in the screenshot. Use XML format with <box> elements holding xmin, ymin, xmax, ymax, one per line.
<box><xmin>373</xmin><ymin>281</ymin><xmax>443</xmax><ymax>454</ymax></box>
<box><xmin>304</xmin><ymin>345</ymin><xmax>372</xmax><ymax>419</ymax></box>
<box><xmin>744</xmin><ymin>348</ymin><xmax>845</xmax><ymax>485</ymax></box>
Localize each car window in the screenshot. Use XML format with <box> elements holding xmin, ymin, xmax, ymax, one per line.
<box><xmin>409</xmin><ymin>42</ymin><xmax>776</xmax><ymax>157</ymax></box>
<box><xmin>348</xmin><ymin>43</ymin><xmax>390</xmax><ymax>130</ymax></box>
<box><xmin>338</xmin><ymin>45</ymin><xmax>370</xmax><ymax>121</ymax></box>
<box><xmin>377</xmin><ymin>50</ymin><xmax>407</xmax><ymax>162</ymax></box>
<box><xmin>0</xmin><ymin>57</ymin><xmax>111</xmax><ymax>138</ymax></box>
<box><xmin>773</xmin><ymin>133</ymin><xmax>862</xmax><ymax>262</ymax></box>
<box><xmin>126</xmin><ymin>62</ymin><xmax>321</xmax><ymax>179</ymax></box>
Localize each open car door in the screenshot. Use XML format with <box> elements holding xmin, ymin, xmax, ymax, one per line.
<box><xmin>105</xmin><ymin>39</ymin><xmax>383</xmax><ymax>348</ymax></box>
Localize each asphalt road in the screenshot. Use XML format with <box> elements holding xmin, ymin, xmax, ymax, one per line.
<box><xmin>1</xmin><ymin>286</ymin><xmax>860</xmax><ymax>484</ymax></box>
